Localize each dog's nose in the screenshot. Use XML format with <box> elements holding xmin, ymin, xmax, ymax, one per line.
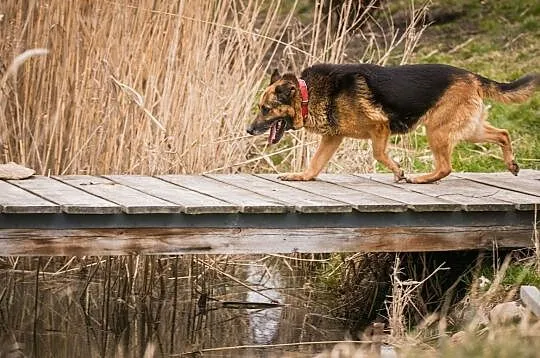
<box><xmin>246</xmin><ymin>127</ymin><xmax>255</xmax><ymax>135</ymax></box>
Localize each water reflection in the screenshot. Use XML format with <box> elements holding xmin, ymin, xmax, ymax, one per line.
<box><xmin>246</xmin><ymin>262</ymin><xmax>283</xmax><ymax>346</ymax></box>
<box><xmin>0</xmin><ymin>256</ymin><xmax>349</xmax><ymax>357</ymax></box>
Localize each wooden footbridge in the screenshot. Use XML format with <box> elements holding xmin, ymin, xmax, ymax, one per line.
<box><xmin>0</xmin><ymin>171</ymin><xmax>539</xmax><ymax>256</ymax></box>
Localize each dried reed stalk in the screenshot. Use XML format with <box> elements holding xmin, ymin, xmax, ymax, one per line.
<box><xmin>1</xmin><ymin>0</ymin><xmax>428</xmax><ymax>175</ymax></box>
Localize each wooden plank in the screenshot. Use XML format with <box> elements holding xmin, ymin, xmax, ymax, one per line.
<box><xmin>318</xmin><ymin>174</ymin><xmax>460</xmax><ymax>212</ymax></box>
<box><xmin>207</xmin><ymin>174</ymin><xmax>352</xmax><ymax>213</ymax></box>
<box><xmin>454</xmin><ymin>172</ymin><xmax>540</xmax><ymax>197</ymax></box>
<box><xmin>256</xmin><ymin>174</ymin><xmax>407</xmax><ymax>212</ymax></box>
<box><xmin>442</xmin><ymin>176</ymin><xmax>539</xmax><ymax>211</ymax></box>
<box><xmin>517</xmin><ymin>169</ymin><xmax>540</xmax><ymax>180</ymax></box>
<box><xmin>8</xmin><ymin>176</ymin><xmax>121</xmax><ymax>214</ymax></box>
<box><xmin>0</xmin><ymin>180</ymin><xmax>60</xmax><ymax>213</ymax></box>
<box><xmin>362</xmin><ymin>174</ymin><xmax>519</xmax><ymax>211</ymax></box>
<box><xmin>521</xmin><ymin>285</ymin><xmax>540</xmax><ymax>317</ymax></box>
<box><xmin>55</xmin><ymin>175</ymin><xmax>180</xmax><ymax>214</ymax></box>
<box><xmin>158</xmin><ymin>175</ymin><xmax>289</xmax><ymax>213</ymax></box>
<box><xmin>0</xmin><ymin>225</ymin><xmax>532</xmax><ymax>255</ymax></box>
<box><xmin>104</xmin><ymin>175</ymin><xmax>238</xmax><ymax>214</ymax></box>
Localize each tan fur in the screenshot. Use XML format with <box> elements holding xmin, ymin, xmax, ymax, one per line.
<box><xmin>405</xmin><ymin>76</ymin><xmax>520</xmax><ymax>183</ymax></box>
<box><xmin>303</xmin><ymin>99</ymin><xmax>340</xmax><ymax>136</ymax></box>
<box><xmin>279</xmin><ymin>135</ymin><xmax>343</xmax><ymax>181</ymax></box>
<box><xmin>481</xmin><ymin>79</ymin><xmax>538</xmax><ymax>104</ymax></box>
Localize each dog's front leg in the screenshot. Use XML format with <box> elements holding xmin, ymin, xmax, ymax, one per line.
<box><xmin>371</xmin><ymin>129</ymin><xmax>405</xmax><ymax>182</ymax></box>
<box><xmin>279</xmin><ymin>135</ymin><xmax>343</xmax><ymax>181</ymax></box>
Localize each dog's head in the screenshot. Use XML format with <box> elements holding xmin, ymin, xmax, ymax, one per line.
<box><xmin>247</xmin><ymin>69</ymin><xmax>304</xmax><ymax>144</ymax></box>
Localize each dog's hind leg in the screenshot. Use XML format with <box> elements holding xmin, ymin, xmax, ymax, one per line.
<box><xmin>279</xmin><ymin>135</ymin><xmax>343</xmax><ymax>181</ymax></box>
<box><xmin>371</xmin><ymin>126</ymin><xmax>405</xmax><ymax>182</ymax></box>
<box><xmin>466</xmin><ymin>122</ymin><xmax>519</xmax><ymax>175</ymax></box>
<box><xmin>407</xmin><ymin>131</ymin><xmax>454</xmax><ymax>184</ymax></box>
<box><xmin>407</xmin><ymin>81</ymin><xmax>480</xmax><ymax>184</ymax></box>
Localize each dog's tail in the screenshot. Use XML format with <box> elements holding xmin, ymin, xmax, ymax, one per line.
<box><xmin>477</xmin><ymin>73</ymin><xmax>539</xmax><ymax>103</ymax></box>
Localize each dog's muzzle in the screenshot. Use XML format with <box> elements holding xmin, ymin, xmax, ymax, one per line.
<box><xmin>246</xmin><ymin>120</ymin><xmax>266</xmax><ymax>135</ymax></box>
<box><xmin>246</xmin><ymin>117</ymin><xmax>293</xmax><ymax>144</ymax></box>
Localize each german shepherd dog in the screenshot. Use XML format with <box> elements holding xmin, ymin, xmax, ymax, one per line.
<box><xmin>247</xmin><ymin>64</ymin><xmax>538</xmax><ymax>183</ymax></box>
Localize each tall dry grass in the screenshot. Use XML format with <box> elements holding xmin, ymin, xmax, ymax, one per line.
<box><xmin>0</xmin><ymin>0</ymin><xmax>428</xmax><ymax>176</ymax></box>
<box><xmin>1</xmin><ymin>0</ymin><xmax>284</xmax><ymax>174</ymax></box>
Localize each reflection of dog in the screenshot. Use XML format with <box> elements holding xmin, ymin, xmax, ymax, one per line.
<box><xmin>247</xmin><ymin>64</ymin><xmax>538</xmax><ymax>183</ymax></box>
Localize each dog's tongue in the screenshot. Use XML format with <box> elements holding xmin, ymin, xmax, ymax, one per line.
<box><xmin>268</xmin><ymin>122</ymin><xmax>277</xmax><ymax>144</ymax></box>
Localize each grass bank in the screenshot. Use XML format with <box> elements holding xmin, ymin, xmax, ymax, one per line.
<box><xmin>401</xmin><ymin>0</ymin><xmax>539</xmax><ymax>173</ymax></box>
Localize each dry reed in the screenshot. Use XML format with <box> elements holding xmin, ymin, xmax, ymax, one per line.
<box><xmin>0</xmin><ymin>0</ymin><xmax>428</xmax><ymax>176</ymax></box>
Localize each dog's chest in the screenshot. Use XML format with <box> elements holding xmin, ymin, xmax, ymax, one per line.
<box><xmin>304</xmin><ymin>100</ymin><xmax>340</xmax><ymax>135</ymax></box>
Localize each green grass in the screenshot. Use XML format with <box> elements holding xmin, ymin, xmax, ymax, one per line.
<box><xmin>407</xmin><ymin>0</ymin><xmax>540</xmax><ymax>172</ymax></box>
<box><xmin>502</xmin><ymin>263</ymin><xmax>540</xmax><ymax>287</ymax></box>
<box><xmin>478</xmin><ymin>261</ymin><xmax>540</xmax><ymax>287</ymax></box>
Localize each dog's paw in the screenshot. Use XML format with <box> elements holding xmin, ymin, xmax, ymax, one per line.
<box><xmin>509</xmin><ymin>161</ymin><xmax>520</xmax><ymax>176</ymax></box>
<box><xmin>393</xmin><ymin>169</ymin><xmax>406</xmax><ymax>183</ymax></box>
<box><xmin>404</xmin><ymin>176</ymin><xmax>416</xmax><ymax>184</ymax></box>
<box><xmin>278</xmin><ymin>172</ymin><xmax>312</xmax><ymax>181</ymax></box>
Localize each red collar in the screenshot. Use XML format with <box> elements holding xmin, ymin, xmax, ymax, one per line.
<box><xmin>298</xmin><ymin>79</ymin><xmax>309</xmax><ymax>119</ymax></box>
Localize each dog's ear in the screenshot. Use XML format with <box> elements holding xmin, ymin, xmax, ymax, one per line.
<box><xmin>276</xmin><ymin>82</ymin><xmax>296</xmax><ymax>104</ymax></box>
<box><xmin>270</xmin><ymin>69</ymin><xmax>281</xmax><ymax>84</ymax></box>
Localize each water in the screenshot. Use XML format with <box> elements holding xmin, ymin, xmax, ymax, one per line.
<box><xmin>0</xmin><ymin>255</ymin><xmax>350</xmax><ymax>357</ymax></box>
<box><xmin>246</xmin><ymin>263</ymin><xmax>283</xmax><ymax>346</ymax></box>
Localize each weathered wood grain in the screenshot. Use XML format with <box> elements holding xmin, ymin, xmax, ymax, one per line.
<box><xmin>8</xmin><ymin>176</ymin><xmax>121</xmax><ymax>214</ymax></box>
<box><xmin>55</xmin><ymin>175</ymin><xmax>180</xmax><ymax>214</ymax></box>
<box><xmin>319</xmin><ymin>174</ymin><xmax>460</xmax><ymax>211</ymax></box>
<box><xmin>518</xmin><ymin>169</ymin><xmax>540</xmax><ymax>180</ymax></box>
<box><xmin>454</xmin><ymin>172</ymin><xmax>540</xmax><ymax>197</ymax></box>
<box><xmin>0</xmin><ymin>180</ymin><xmax>60</xmax><ymax>213</ymax></box>
<box><xmin>363</xmin><ymin>174</ymin><xmax>526</xmax><ymax>211</ymax></box>
<box><xmin>0</xmin><ymin>226</ymin><xmax>532</xmax><ymax>255</ymax></box>
<box><xmin>443</xmin><ymin>176</ymin><xmax>539</xmax><ymax>211</ymax></box>
<box><xmin>104</xmin><ymin>175</ymin><xmax>239</xmax><ymax>214</ymax></box>
<box><xmin>2</xmin><ymin>171</ymin><xmax>538</xmax><ymax>256</ymax></box>
<box><xmin>3</xmin><ymin>171</ymin><xmax>537</xmax><ymax>216</ymax></box>
<box><xmin>159</xmin><ymin>175</ymin><xmax>290</xmax><ymax>213</ymax></box>
<box><xmin>207</xmin><ymin>174</ymin><xmax>352</xmax><ymax>213</ymax></box>
<box><xmin>257</xmin><ymin>174</ymin><xmax>407</xmax><ymax>212</ymax></box>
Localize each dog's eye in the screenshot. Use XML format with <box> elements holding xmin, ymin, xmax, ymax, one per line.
<box><xmin>261</xmin><ymin>106</ymin><xmax>271</xmax><ymax>115</ymax></box>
